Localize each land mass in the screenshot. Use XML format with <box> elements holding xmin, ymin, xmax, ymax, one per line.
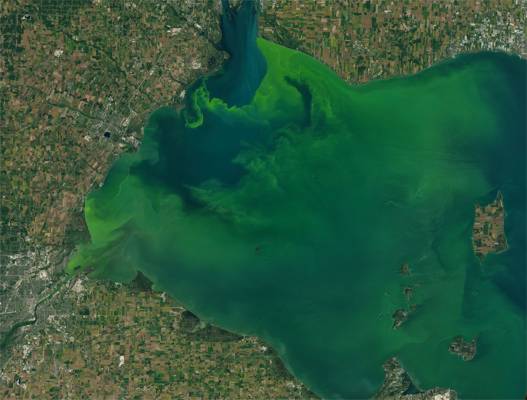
<box><xmin>472</xmin><ymin>191</ymin><xmax>508</xmax><ymax>259</ymax></box>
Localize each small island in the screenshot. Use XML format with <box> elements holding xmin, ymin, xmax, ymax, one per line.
<box><xmin>472</xmin><ymin>191</ymin><xmax>508</xmax><ymax>259</ymax></box>
<box><xmin>400</xmin><ymin>262</ymin><xmax>411</xmax><ymax>276</ymax></box>
<box><xmin>392</xmin><ymin>308</ymin><xmax>410</xmax><ymax>329</ymax></box>
<box><xmin>448</xmin><ymin>336</ymin><xmax>477</xmax><ymax>361</ymax></box>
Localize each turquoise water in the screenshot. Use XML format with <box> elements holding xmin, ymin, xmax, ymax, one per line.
<box><xmin>69</xmin><ymin>2</ymin><xmax>526</xmax><ymax>398</ymax></box>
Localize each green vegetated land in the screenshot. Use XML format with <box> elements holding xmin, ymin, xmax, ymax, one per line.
<box><xmin>68</xmin><ymin>3</ymin><xmax>526</xmax><ymax>398</ymax></box>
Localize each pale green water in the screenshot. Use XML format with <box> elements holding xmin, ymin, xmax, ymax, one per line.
<box><xmin>68</xmin><ymin>3</ymin><xmax>526</xmax><ymax>398</ymax></box>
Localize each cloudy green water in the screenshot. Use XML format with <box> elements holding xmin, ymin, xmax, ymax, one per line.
<box><xmin>68</xmin><ymin>2</ymin><xmax>526</xmax><ymax>398</ymax></box>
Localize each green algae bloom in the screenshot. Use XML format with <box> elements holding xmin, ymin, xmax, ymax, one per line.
<box><xmin>68</xmin><ymin>4</ymin><xmax>526</xmax><ymax>398</ymax></box>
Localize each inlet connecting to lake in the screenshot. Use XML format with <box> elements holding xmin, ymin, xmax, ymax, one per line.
<box><xmin>68</xmin><ymin>1</ymin><xmax>526</xmax><ymax>398</ymax></box>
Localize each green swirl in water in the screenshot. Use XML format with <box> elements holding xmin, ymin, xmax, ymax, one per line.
<box><xmin>68</xmin><ymin>32</ymin><xmax>526</xmax><ymax>399</ymax></box>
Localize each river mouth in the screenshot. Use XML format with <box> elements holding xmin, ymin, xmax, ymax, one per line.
<box><xmin>68</xmin><ymin>1</ymin><xmax>526</xmax><ymax>398</ymax></box>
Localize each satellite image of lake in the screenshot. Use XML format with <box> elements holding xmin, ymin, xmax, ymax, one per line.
<box><xmin>68</xmin><ymin>1</ymin><xmax>526</xmax><ymax>398</ymax></box>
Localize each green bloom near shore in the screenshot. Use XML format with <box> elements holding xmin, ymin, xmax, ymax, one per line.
<box><xmin>68</xmin><ymin>36</ymin><xmax>526</xmax><ymax>399</ymax></box>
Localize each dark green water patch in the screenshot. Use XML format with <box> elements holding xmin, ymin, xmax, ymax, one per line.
<box><xmin>68</xmin><ymin>3</ymin><xmax>526</xmax><ymax>398</ymax></box>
